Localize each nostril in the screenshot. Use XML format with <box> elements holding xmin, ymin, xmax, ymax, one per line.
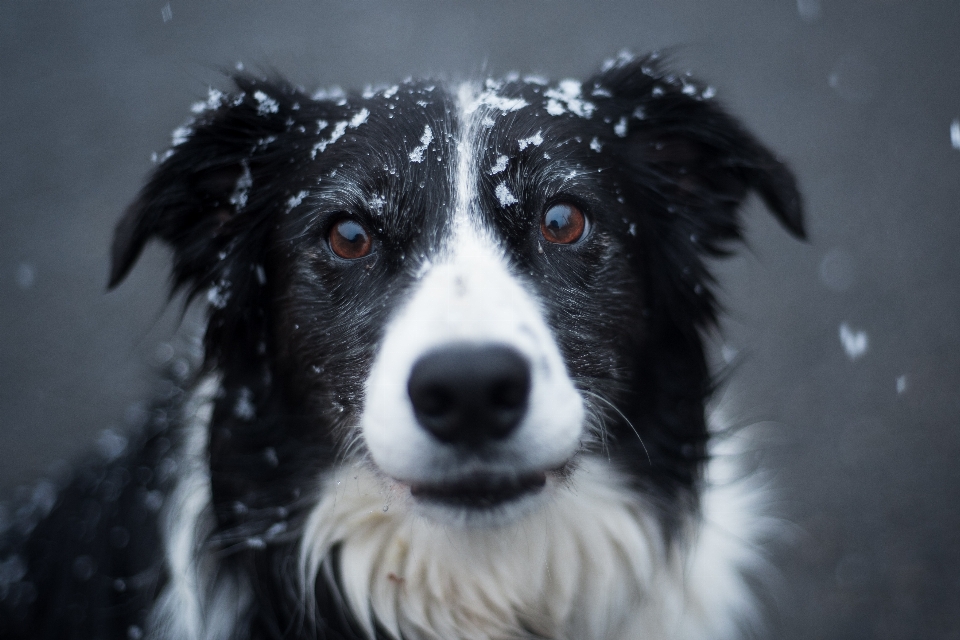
<box><xmin>411</xmin><ymin>385</ymin><xmax>454</xmax><ymax>418</ymax></box>
<box><xmin>407</xmin><ymin>343</ymin><xmax>531</xmax><ymax>445</ymax></box>
<box><xmin>489</xmin><ymin>376</ymin><xmax>529</xmax><ymax>410</ymax></box>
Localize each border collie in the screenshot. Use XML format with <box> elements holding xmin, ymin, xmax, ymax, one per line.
<box><xmin>0</xmin><ymin>52</ymin><xmax>803</xmax><ymax>640</ymax></box>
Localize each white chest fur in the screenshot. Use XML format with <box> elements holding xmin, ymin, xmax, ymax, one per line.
<box><xmin>300</xmin><ymin>444</ymin><xmax>770</xmax><ymax>640</ymax></box>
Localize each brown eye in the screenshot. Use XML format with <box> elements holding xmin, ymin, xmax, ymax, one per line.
<box><xmin>541</xmin><ymin>203</ymin><xmax>586</xmax><ymax>244</ymax></box>
<box><xmin>328</xmin><ymin>218</ymin><xmax>372</xmax><ymax>259</ymax></box>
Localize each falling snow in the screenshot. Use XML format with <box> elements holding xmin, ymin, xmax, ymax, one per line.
<box><xmin>951</xmin><ymin>119</ymin><xmax>960</xmax><ymax>150</ymax></box>
<box><xmin>839</xmin><ymin>322</ymin><xmax>869</xmax><ymax>360</ymax></box>
<box><xmin>590</xmin><ymin>138</ymin><xmax>602</xmax><ymax>152</ymax></box>
<box><xmin>408</xmin><ymin>125</ymin><xmax>433</xmax><ymax>163</ymax></box>
<box><xmin>896</xmin><ymin>375</ymin><xmax>908</xmax><ymax>394</ymax></box>
<box><xmin>495</xmin><ymin>183</ymin><xmax>518</xmax><ymax>206</ymax></box>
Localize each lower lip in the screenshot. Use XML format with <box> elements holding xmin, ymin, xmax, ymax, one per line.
<box><xmin>409</xmin><ymin>471</ymin><xmax>548</xmax><ymax>509</ymax></box>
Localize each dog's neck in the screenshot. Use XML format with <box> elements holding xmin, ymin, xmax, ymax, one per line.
<box><xmin>298</xmin><ymin>455</ymin><xmax>763</xmax><ymax>640</ymax></box>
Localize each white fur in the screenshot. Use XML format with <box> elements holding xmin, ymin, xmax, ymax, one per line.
<box><xmin>147</xmin><ymin>377</ymin><xmax>251</xmax><ymax>640</ymax></box>
<box><xmin>149</xmin><ymin>386</ymin><xmax>772</xmax><ymax>640</ymax></box>
<box><xmin>360</xmin><ymin>83</ymin><xmax>584</xmax><ymax>489</ymax></box>
<box><xmin>299</xmin><ymin>431</ymin><xmax>771</xmax><ymax>640</ymax></box>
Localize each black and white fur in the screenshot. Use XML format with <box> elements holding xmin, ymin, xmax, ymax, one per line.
<box><xmin>0</xmin><ymin>52</ymin><xmax>804</xmax><ymax>640</ymax></box>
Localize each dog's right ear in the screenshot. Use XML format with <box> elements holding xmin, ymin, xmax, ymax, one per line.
<box><xmin>108</xmin><ymin>76</ymin><xmax>307</xmax><ymax>297</ymax></box>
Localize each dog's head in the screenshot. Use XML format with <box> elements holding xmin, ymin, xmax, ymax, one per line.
<box><xmin>111</xmin><ymin>54</ymin><xmax>803</xmax><ymax>532</ymax></box>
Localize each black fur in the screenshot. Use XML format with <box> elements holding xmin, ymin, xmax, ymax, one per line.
<box><xmin>0</xmin><ymin>54</ymin><xmax>802</xmax><ymax>639</ymax></box>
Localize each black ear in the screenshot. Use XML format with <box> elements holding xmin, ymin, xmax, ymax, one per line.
<box><xmin>108</xmin><ymin>75</ymin><xmax>309</xmax><ymax>296</ymax></box>
<box><xmin>588</xmin><ymin>54</ymin><xmax>805</xmax><ymax>250</ymax></box>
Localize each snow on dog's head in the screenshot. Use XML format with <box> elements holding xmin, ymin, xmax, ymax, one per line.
<box><xmin>109</xmin><ymin>53</ymin><xmax>804</xmax><ymax>639</ymax></box>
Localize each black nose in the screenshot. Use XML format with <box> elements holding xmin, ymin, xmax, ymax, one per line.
<box><xmin>407</xmin><ymin>344</ymin><xmax>531</xmax><ymax>445</ymax></box>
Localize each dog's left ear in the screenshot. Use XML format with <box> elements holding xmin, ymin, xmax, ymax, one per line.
<box><xmin>588</xmin><ymin>55</ymin><xmax>805</xmax><ymax>249</ymax></box>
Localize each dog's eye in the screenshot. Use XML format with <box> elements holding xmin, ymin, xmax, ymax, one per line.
<box><xmin>541</xmin><ymin>203</ymin><xmax>586</xmax><ymax>244</ymax></box>
<box><xmin>328</xmin><ymin>218</ymin><xmax>373</xmax><ymax>259</ymax></box>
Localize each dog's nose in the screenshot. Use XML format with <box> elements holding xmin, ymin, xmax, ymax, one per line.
<box><xmin>407</xmin><ymin>344</ymin><xmax>531</xmax><ymax>445</ymax></box>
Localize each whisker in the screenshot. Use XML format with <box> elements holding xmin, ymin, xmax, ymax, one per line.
<box><xmin>580</xmin><ymin>396</ymin><xmax>612</xmax><ymax>460</ymax></box>
<box><xmin>580</xmin><ymin>389</ymin><xmax>652</xmax><ymax>466</ymax></box>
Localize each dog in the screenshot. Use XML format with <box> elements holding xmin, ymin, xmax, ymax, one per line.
<box><xmin>0</xmin><ymin>51</ymin><xmax>803</xmax><ymax>640</ymax></box>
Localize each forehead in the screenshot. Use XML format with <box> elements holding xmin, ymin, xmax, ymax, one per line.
<box><xmin>291</xmin><ymin>75</ymin><xmax>617</xmax><ymax>248</ymax></box>
<box><xmin>313</xmin><ymin>76</ymin><xmax>605</xmax><ymax>173</ymax></box>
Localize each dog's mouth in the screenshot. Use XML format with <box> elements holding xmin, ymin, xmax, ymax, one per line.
<box><xmin>409</xmin><ymin>471</ymin><xmax>547</xmax><ymax>509</ymax></box>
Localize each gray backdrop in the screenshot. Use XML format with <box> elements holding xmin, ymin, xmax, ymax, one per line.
<box><xmin>2</xmin><ymin>1</ymin><xmax>958</xmax><ymax>637</ymax></box>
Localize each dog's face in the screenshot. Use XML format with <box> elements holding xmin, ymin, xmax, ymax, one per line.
<box><xmin>276</xmin><ymin>81</ymin><xmax>650</xmax><ymax>524</ymax></box>
<box><xmin>110</xmin><ymin>54</ymin><xmax>802</xmax><ymax>531</ymax></box>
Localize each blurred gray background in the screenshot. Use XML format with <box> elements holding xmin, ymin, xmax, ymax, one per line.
<box><xmin>1</xmin><ymin>0</ymin><xmax>958</xmax><ymax>637</ymax></box>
